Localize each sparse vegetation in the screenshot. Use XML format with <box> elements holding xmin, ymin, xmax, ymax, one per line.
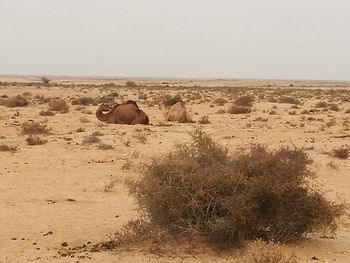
<box><xmin>21</xmin><ymin>121</ymin><xmax>51</xmax><ymax>135</ymax></box>
<box><xmin>198</xmin><ymin>115</ymin><xmax>210</xmax><ymax>124</ymax></box>
<box><xmin>126</xmin><ymin>81</ymin><xmax>137</xmax><ymax>87</ymax></box>
<box><xmin>278</xmin><ymin>96</ymin><xmax>300</xmax><ymax>105</ymax></box>
<box><xmin>71</xmin><ymin>97</ymin><xmax>97</xmax><ymax>106</ymax></box>
<box><xmin>39</xmin><ymin>110</ymin><xmax>55</xmax><ymax>116</ymax></box>
<box><xmin>234</xmin><ymin>95</ymin><xmax>254</xmax><ymax>107</ymax></box>
<box><xmin>26</xmin><ymin>136</ymin><xmax>48</xmax><ymax>145</ymax></box>
<box><xmin>48</xmin><ymin>98</ymin><xmax>69</xmax><ymax>113</ymax></box>
<box><xmin>0</xmin><ymin>95</ymin><xmax>29</xmax><ymax>107</ymax></box>
<box><xmin>332</xmin><ymin>146</ymin><xmax>350</xmax><ymax>159</ymax></box>
<box><xmin>98</xmin><ymin>143</ymin><xmax>114</xmax><ymax>150</ymax></box>
<box><xmin>82</xmin><ymin>134</ymin><xmax>101</xmax><ymax>145</ymax></box>
<box><xmin>227</xmin><ymin>105</ymin><xmax>252</xmax><ymax>114</ymax></box>
<box><xmin>0</xmin><ymin>144</ymin><xmax>18</xmax><ymax>152</ymax></box>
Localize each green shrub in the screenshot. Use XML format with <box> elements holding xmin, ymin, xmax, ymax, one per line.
<box><xmin>129</xmin><ymin>129</ymin><xmax>345</xmax><ymax>248</ymax></box>
<box><xmin>198</xmin><ymin>115</ymin><xmax>210</xmax><ymax>124</ymax></box>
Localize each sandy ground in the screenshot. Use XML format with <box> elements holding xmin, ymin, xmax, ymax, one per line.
<box><xmin>0</xmin><ymin>77</ymin><xmax>349</xmax><ymax>262</ymax></box>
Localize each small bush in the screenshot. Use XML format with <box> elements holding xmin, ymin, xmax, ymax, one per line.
<box><xmin>39</xmin><ymin>110</ymin><xmax>55</xmax><ymax>116</ymax></box>
<box><xmin>198</xmin><ymin>115</ymin><xmax>210</xmax><ymax>124</ymax></box>
<box><xmin>82</xmin><ymin>134</ymin><xmax>101</xmax><ymax>144</ymax></box>
<box><xmin>315</xmin><ymin>101</ymin><xmax>328</xmax><ymax>108</ymax></box>
<box><xmin>41</xmin><ymin>77</ymin><xmax>51</xmax><ymax>85</ymax></box>
<box><xmin>214</xmin><ymin>98</ymin><xmax>227</xmax><ymax>106</ymax></box>
<box><xmin>332</xmin><ymin>146</ymin><xmax>349</xmax><ymax>159</ymax></box>
<box><xmin>129</xmin><ymin>129</ymin><xmax>346</xmax><ymax>248</ymax></box>
<box><xmin>1</xmin><ymin>95</ymin><xmax>29</xmax><ymax>107</ymax></box>
<box><xmin>278</xmin><ymin>96</ymin><xmax>300</xmax><ymax>105</ymax></box>
<box><xmin>0</xmin><ymin>144</ymin><xmax>18</xmax><ymax>152</ymax></box>
<box><xmin>234</xmin><ymin>95</ymin><xmax>254</xmax><ymax>106</ymax></box>
<box><xmin>76</xmin><ymin>127</ymin><xmax>85</xmax><ymax>133</ymax></box>
<box><xmin>21</xmin><ymin>121</ymin><xmax>51</xmax><ymax>135</ymax></box>
<box><xmin>26</xmin><ymin>136</ymin><xmax>47</xmax><ymax>145</ymax></box>
<box><xmin>328</xmin><ymin>103</ymin><xmax>340</xmax><ymax>112</ymax></box>
<box><xmin>71</xmin><ymin>97</ymin><xmax>97</xmax><ymax>106</ymax></box>
<box><xmin>48</xmin><ymin>98</ymin><xmax>69</xmax><ymax>113</ymax></box>
<box><xmin>98</xmin><ymin>143</ymin><xmax>114</xmax><ymax>150</ymax></box>
<box><xmin>126</xmin><ymin>81</ymin><xmax>138</xmax><ymax>87</ymax></box>
<box><xmin>227</xmin><ymin>105</ymin><xmax>252</xmax><ymax>114</ymax></box>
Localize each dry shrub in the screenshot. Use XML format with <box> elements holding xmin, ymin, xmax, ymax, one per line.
<box><xmin>71</xmin><ymin>97</ymin><xmax>97</xmax><ymax>106</ymax></box>
<box><xmin>129</xmin><ymin>129</ymin><xmax>346</xmax><ymax>248</ymax></box>
<box><xmin>278</xmin><ymin>96</ymin><xmax>300</xmax><ymax>105</ymax></box>
<box><xmin>126</xmin><ymin>81</ymin><xmax>137</xmax><ymax>87</ymax></box>
<box><xmin>242</xmin><ymin>240</ymin><xmax>298</xmax><ymax>263</ymax></box>
<box><xmin>34</xmin><ymin>94</ymin><xmax>50</xmax><ymax>104</ymax></box>
<box><xmin>227</xmin><ymin>105</ymin><xmax>252</xmax><ymax>114</ymax></box>
<box><xmin>26</xmin><ymin>136</ymin><xmax>47</xmax><ymax>145</ymax></box>
<box><xmin>315</xmin><ymin>101</ymin><xmax>328</xmax><ymax>108</ymax></box>
<box><xmin>48</xmin><ymin>98</ymin><xmax>69</xmax><ymax>113</ymax></box>
<box><xmin>198</xmin><ymin>115</ymin><xmax>210</xmax><ymax>124</ymax></box>
<box><xmin>328</xmin><ymin>103</ymin><xmax>340</xmax><ymax>112</ymax></box>
<box><xmin>76</xmin><ymin>127</ymin><xmax>85</xmax><ymax>133</ymax></box>
<box><xmin>82</xmin><ymin>134</ymin><xmax>101</xmax><ymax>144</ymax></box>
<box><xmin>214</xmin><ymin>98</ymin><xmax>227</xmax><ymax>106</ymax></box>
<box><xmin>21</xmin><ymin>121</ymin><xmax>51</xmax><ymax>135</ymax></box>
<box><xmin>0</xmin><ymin>95</ymin><xmax>29</xmax><ymax>107</ymax></box>
<box><xmin>332</xmin><ymin>146</ymin><xmax>349</xmax><ymax>159</ymax></box>
<box><xmin>234</xmin><ymin>95</ymin><xmax>254</xmax><ymax>106</ymax></box>
<box><xmin>39</xmin><ymin>110</ymin><xmax>55</xmax><ymax>116</ymax></box>
<box><xmin>98</xmin><ymin>143</ymin><xmax>114</xmax><ymax>150</ymax></box>
<box><xmin>0</xmin><ymin>144</ymin><xmax>18</xmax><ymax>152</ymax></box>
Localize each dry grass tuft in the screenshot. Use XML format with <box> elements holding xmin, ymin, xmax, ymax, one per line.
<box><xmin>39</xmin><ymin>110</ymin><xmax>55</xmax><ymax>116</ymax></box>
<box><xmin>227</xmin><ymin>105</ymin><xmax>252</xmax><ymax>114</ymax></box>
<box><xmin>0</xmin><ymin>144</ymin><xmax>18</xmax><ymax>152</ymax></box>
<box><xmin>332</xmin><ymin>146</ymin><xmax>350</xmax><ymax>159</ymax></box>
<box><xmin>21</xmin><ymin>121</ymin><xmax>51</xmax><ymax>135</ymax></box>
<box><xmin>198</xmin><ymin>115</ymin><xmax>210</xmax><ymax>124</ymax></box>
<box><xmin>26</xmin><ymin>136</ymin><xmax>48</xmax><ymax>145</ymax></box>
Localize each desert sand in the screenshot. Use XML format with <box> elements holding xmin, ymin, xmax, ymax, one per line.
<box><xmin>0</xmin><ymin>76</ymin><xmax>349</xmax><ymax>262</ymax></box>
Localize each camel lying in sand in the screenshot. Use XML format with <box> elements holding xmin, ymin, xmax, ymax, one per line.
<box><xmin>96</xmin><ymin>101</ymin><xmax>149</xmax><ymax>125</ymax></box>
<box><xmin>159</xmin><ymin>97</ymin><xmax>193</xmax><ymax>123</ymax></box>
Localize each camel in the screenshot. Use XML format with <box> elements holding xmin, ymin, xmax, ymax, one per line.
<box><xmin>96</xmin><ymin>101</ymin><xmax>149</xmax><ymax>125</ymax></box>
<box><xmin>159</xmin><ymin>98</ymin><xmax>193</xmax><ymax>123</ymax></box>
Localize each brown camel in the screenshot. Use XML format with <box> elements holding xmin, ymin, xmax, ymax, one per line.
<box><xmin>159</xmin><ymin>98</ymin><xmax>193</xmax><ymax>123</ymax></box>
<box><xmin>96</xmin><ymin>101</ymin><xmax>149</xmax><ymax>125</ymax></box>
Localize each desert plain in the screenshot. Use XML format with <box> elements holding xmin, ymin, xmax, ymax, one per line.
<box><xmin>0</xmin><ymin>76</ymin><xmax>349</xmax><ymax>262</ymax></box>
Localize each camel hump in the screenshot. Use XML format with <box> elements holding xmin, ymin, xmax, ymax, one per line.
<box><xmin>125</xmin><ymin>100</ymin><xmax>138</xmax><ymax>107</ymax></box>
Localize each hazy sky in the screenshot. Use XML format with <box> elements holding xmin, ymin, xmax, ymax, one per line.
<box><xmin>0</xmin><ymin>0</ymin><xmax>349</xmax><ymax>80</ymax></box>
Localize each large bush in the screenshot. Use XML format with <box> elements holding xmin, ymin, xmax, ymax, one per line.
<box><xmin>130</xmin><ymin>129</ymin><xmax>345</xmax><ymax>248</ymax></box>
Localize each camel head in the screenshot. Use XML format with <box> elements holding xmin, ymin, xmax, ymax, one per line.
<box><xmin>98</xmin><ymin>103</ymin><xmax>113</xmax><ymax>113</ymax></box>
